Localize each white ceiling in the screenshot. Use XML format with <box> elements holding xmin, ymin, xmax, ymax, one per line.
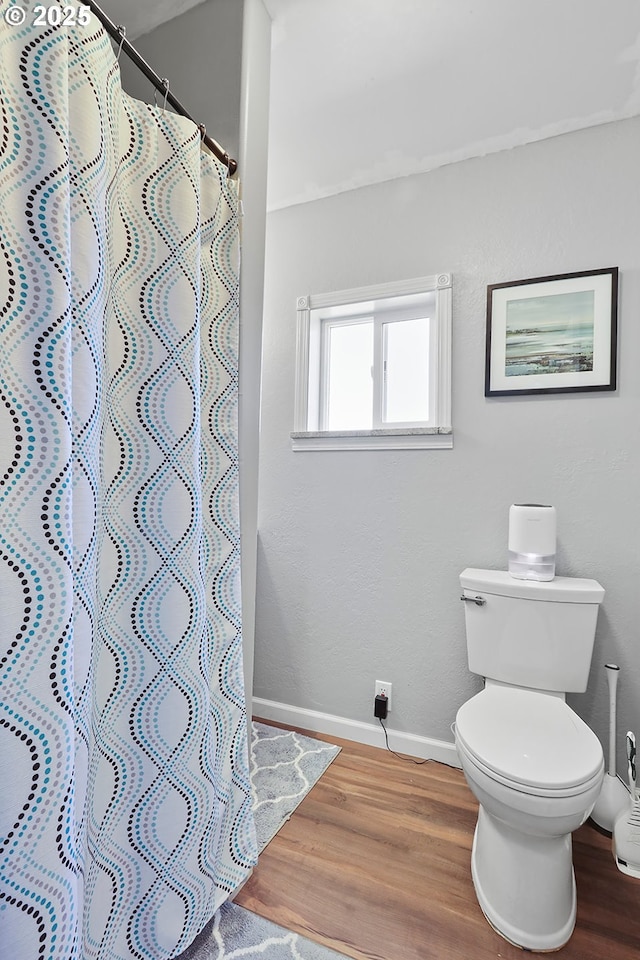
<box><xmin>99</xmin><ymin>0</ymin><xmax>207</xmax><ymax>43</ymax></box>
<box><xmin>101</xmin><ymin>0</ymin><xmax>640</xmax><ymax>211</ymax></box>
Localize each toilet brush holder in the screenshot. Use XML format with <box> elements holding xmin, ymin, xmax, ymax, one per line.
<box><xmin>593</xmin><ymin>773</ymin><xmax>630</xmax><ymax>833</ymax></box>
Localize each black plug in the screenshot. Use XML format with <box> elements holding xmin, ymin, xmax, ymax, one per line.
<box><xmin>374</xmin><ymin>693</ymin><xmax>388</xmax><ymax>720</ymax></box>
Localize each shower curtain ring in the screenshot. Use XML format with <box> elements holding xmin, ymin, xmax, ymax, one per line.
<box><xmin>161</xmin><ymin>79</ymin><xmax>170</xmax><ymax>112</ymax></box>
<box><xmin>116</xmin><ymin>25</ymin><xmax>126</xmax><ymax>62</ymax></box>
<box><xmin>198</xmin><ymin>124</ymin><xmax>206</xmax><ymax>142</ymax></box>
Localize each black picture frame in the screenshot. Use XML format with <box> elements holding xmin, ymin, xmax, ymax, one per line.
<box><xmin>485</xmin><ymin>267</ymin><xmax>618</xmax><ymax>397</ymax></box>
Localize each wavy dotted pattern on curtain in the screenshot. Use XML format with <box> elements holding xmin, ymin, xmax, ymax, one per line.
<box><xmin>0</xmin><ymin>9</ymin><xmax>257</xmax><ymax>960</ymax></box>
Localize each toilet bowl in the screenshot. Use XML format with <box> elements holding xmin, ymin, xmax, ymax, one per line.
<box><xmin>455</xmin><ymin>683</ymin><xmax>604</xmax><ymax>951</ymax></box>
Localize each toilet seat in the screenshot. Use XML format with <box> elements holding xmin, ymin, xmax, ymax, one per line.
<box><xmin>456</xmin><ymin>685</ymin><xmax>603</xmax><ymax>796</ymax></box>
<box><xmin>456</xmin><ymin>735</ymin><xmax>603</xmax><ymax>800</ymax></box>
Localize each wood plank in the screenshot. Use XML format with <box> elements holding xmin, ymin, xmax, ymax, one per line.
<box><xmin>235</xmin><ymin>720</ymin><xmax>640</xmax><ymax>960</ymax></box>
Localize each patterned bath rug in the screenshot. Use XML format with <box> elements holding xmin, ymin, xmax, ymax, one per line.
<box><xmin>180</xmin><ymin>900</ymin><xmax>349</xmax><ymax>960</ymax></box>
<box><xmin>251</xmin><ymin>720</ymin><xmax>341</xmax><ymax>852</ymax></box>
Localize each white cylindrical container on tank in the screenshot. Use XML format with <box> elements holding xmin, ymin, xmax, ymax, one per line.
<box><xmin>508</xmin><ymin>504</ymin><xmax>556</xmax><ymax>581</ymax></box>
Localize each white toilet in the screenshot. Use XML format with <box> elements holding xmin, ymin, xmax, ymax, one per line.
<box><xmin>455</xmin><ymin>568</ymin><xmax>605</xmax><ymax>952</ymax></box>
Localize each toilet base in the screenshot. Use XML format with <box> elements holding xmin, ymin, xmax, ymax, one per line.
<box><xmin>471</xmin><ymin>806</ymin><xmax>577</xmax><ymax>952</ymax></box>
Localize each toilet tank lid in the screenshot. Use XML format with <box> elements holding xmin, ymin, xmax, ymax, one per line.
<box><xmin>460</xmin><ymin>568</ymin><xmax>604</xmax><ymax>603</ymax></box>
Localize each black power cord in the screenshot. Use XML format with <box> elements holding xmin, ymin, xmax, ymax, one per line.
<box><xmin>378</xmin><ymin>717</ymin><xmax>429</xmax><ymax>765</ymax></box>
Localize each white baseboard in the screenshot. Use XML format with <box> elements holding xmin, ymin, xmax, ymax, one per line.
<box><xmin>252</xmin><ymin>697</ymin><xmax>461</xmax><ymax>768</ymax></box>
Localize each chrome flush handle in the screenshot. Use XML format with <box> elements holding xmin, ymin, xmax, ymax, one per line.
<box><xmin>460</xmin><ymin>594</ymin><xmax>486</xmax><ymax>606</ymax></box>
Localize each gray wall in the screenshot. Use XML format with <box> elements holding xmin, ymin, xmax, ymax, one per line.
<box><xmin>118</xmin><ymin>0</ymin><xmax>244</xmax><ymax>161</ymax></box>
<box><xmin>255</xmin><ymin>117</ymin><xmax>640</xmax><ymax>774</ymax></box>
<box><xmin>237</xmin><ymin>0</ymin><xmax>272</xmax><ymax>712</ymax></box>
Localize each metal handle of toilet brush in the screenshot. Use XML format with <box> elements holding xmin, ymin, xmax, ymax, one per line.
<box><xmin>627</xmin><ymin>732</ymin><xmax>637</xmax><ymax>800</ymax></box>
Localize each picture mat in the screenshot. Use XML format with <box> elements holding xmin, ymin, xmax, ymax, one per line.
<box><xmin>488</xmin><ymin>272</ymin><xmax>614</xmax><ymax>393</ymax></box>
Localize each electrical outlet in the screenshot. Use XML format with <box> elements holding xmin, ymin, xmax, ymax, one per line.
<box><xmin>375</xmin><ymin>680</ymin><xmax>392</xmax><ymax>712</ymax></box>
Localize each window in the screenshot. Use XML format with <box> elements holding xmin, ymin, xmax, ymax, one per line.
<box><xmin>321</xmin><ymin>308</ymin><xmax>433</xmax><ymax>430</ymax></box>
<box><xmin>293</xmin><ymin>274</ymin><xmax>452</xmax><ymax>450</ymax></box>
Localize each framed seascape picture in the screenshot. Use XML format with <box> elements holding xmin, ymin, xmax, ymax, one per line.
<box><xmin>485</xmin><ymin>267</ymin><xmax>618</xmax><ymax>397</ymax></box>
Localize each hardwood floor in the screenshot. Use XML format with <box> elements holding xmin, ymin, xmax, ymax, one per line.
<box><xmin>236</xmin><ymin>720</ymin><xmax>640</xmax><ymax>960</ymax></box>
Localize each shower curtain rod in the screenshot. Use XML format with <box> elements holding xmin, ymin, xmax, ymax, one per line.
<box><xmin>85</xmin><ymin>0</ymin><xmax>238</xmax><ymax>176</ymax></box>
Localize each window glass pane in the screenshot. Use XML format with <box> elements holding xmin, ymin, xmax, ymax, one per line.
<box><xmin>326</xmin><ymin>320</ymin><xmax>373</xmax><ymax>430</ymax></box>
<box><xmin>383</xmin><ymin>317</ymin><xmax>430</xmax><ymax>423</ymax></box>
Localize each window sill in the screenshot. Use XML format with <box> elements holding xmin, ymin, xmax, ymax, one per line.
<box><xmin>290</xmin><ymin>428</ymin><xmax>453</xmax><ymax>451</ymax></box>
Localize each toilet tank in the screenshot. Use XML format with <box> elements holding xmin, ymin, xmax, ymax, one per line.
<box><xmin>460</xmin><ymin>568</ymin><xmax>605</xmax><ymax>693</ymax></box>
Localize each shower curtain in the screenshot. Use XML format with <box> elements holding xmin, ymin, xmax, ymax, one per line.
<box><xmin>0</xmin><ymin>9</ymin><xmax>256</xmax><ymax>960</ymax></box>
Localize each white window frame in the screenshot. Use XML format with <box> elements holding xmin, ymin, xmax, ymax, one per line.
<box><xmin>292</xmin><ymin>273</ymin><xmax>453</xmax><ymax>451</ymax></box>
